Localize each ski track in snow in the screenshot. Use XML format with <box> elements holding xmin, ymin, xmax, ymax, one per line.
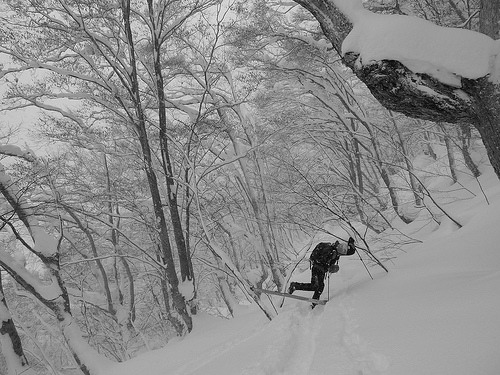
<box><xmin>246</xmin><ymin>276</ymin><xmax>389</xmax><ymax>375</ymax></box>
<box><xmin>242</xmin><ymin>305</ymin><xmax>321</xmax><ymax>375</ymax></box>
<box><xmin>170</xmin><ymin>323</ymin><xmax>267</xmax><ymax>375</ymax></box>
<box><xmin>148</xmin><ymin>273</ymin><xmax>390</xmax><ymax>375</ymax></box>
<box><xmin>309</xmin><ymin>294</ymin><xmax>389</xmax><ymax>375</ymax></box>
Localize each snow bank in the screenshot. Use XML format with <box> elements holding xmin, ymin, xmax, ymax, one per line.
<box><xmin>61</xmin><ymin>313</ymin><xmax>114</xmax><ymax>374</ymax></box>
<box><xmin>352</xmin><ymin>171</ymin><xmax>500</xmax><ymax>375</ymax></box>
<box><xmin>336</xmin><ymin>0</ymin><xmax>500</xmax><ymax>86</ymax></box>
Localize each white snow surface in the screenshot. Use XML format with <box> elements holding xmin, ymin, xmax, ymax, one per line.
<box><xmin>336</xmin><ymin>0</ymin><xmax>500</xmax><ymax>86</ymax></box>
<box><xmin>179</xmin><ymin>280</ymin><xmax>195</xmax><ymax>300</ymax></box>
<box><xmin>102</xmin><ymin>164</ymin><xmax>500</xmax><ymax>375</ymax></box>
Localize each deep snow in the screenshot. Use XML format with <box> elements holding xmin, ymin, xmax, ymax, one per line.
<box><xmin>102</xmin><ymin>153</ymin><xmax>500</xmax><ymax>374</ymax></box>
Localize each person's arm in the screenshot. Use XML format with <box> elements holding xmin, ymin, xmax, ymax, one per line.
<box><xmin>337</xmin><ymin>237</ymin><xmax>356</xmax><ymax>256</ymax></box>
<box><xmin>346</xmin><ymin>237</ymin><xmax>355</xmax><ymax>256</ymax></box>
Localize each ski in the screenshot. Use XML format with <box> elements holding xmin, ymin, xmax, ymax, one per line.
<box><xmin>253</xmin><ymin>287</ymin><xmax>327</xmax><ymax>305</ymax></box>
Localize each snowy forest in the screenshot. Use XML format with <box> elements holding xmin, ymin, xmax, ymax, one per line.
<box><xmin>0</xmin><ymin>0</ymin><xmax>499</xmax><ymax>374</ymax></box>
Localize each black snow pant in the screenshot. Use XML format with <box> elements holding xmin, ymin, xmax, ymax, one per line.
<box><xmin>293</xmin><ymin>265</ymin><xmax>326</xmax><ymax>300</ymax></box>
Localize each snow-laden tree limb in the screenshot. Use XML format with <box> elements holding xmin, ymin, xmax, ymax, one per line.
<box><xmin>0</xmin><ymin>147</ymin><xmax>112</xmax><ymax>375</ymax></box>
<box><xmin>292</xmin><ymin>0</ymin><xmax>500</xmax><ymax>180</ymax></box>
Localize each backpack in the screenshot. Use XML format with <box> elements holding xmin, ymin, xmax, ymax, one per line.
<box><xmin>310</xmin><ymin>242</ymin><xmax>339</xmax><ymax>272</ymax></box>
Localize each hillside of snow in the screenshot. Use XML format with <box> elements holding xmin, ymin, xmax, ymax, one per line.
<box><xmin>102</xmin><ymin>152</ymin><xmax>500</xmax><ymax>375</ymax></box>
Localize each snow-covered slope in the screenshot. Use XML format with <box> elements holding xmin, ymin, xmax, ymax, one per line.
<box><xmin>103</xmin><ymin>165</ymin><xmax>500</xmax><ymax>375</ymax></box>
<box><xmin>351</xmin><ymin>175</ymin><xmax>500</xmax><ymax>375</ymax></box>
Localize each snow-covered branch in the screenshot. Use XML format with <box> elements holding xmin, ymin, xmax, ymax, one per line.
<box><xmin>293</xmin><ymin>0</ymin><xmax>500</xmax><ymax>179</ymax></box>
<box><xmin>0</xmin><ymin>145</ymin><xmax>36</xmax><ymax>163</ymax></box>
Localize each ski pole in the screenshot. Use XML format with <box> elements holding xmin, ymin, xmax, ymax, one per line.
<box><xmin>327</xmin><ymin>273</ymin><xmax>330</xmax><ymax>301</ymax></box>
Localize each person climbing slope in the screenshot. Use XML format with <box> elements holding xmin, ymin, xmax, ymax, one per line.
<box><xmin>288</xmin><ymin>237</ymin><xmax>356</xmax><ymax>305</ymax></box>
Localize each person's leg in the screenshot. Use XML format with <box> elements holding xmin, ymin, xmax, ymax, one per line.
<box><xmin>289</xmin><ymin>280</ymin><xmax>315</xmax><ymax>292</ymax></box>
<box><xmin>289</xmin><ymin>267</ymin><xmax>318</xmax><ymax>293</ymax></box>
<box><xmin>290</xmin><ymin>266</ymin><xmax>325</xmax><ymax>296</ymax></box>
<box><xmin>311</xmin><ymin>268</ymin><xmax>325</xmax><ymax>300</ymax></box>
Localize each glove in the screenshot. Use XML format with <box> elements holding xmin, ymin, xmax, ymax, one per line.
<box><xmin>347</xmin><ymin>237</ymin><xmax>355</xmax><ymax>255</ymax></box>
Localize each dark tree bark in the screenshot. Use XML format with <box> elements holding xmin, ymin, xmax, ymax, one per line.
<box><xmin>479</xmin><ymin>0</ymin><xmax>500</xmax><ymax>37</ymax></box>
<box><xmin>121</xmin><ymin>0</ymin><xmax>191</xmax><ymax>334</ymax></box>
<box><xmin>0</xmin><ymin>272</ymin><xmax>29</xmax><ymax>373</ymax></box>
<box><xmin>147</xmin><ymin>0</ymin><xmax>194</xmax><ymax>284</ymax></box>
<box><xmin>459</xmin><ymin>124</ymin><xmax>481</xmax><ymax>177</ymax></box>
<box><xmin>437</xmin><ymin>123</ymin><xmax>459</xmax><ymax>183</ymax></box>
<box><xmin>104</xmin><ymin>155</ymin><xmax>137</xmax><ymax>341</ymax></box>
<box><xmin>293</xmin><ymin>0</ymin><xmax>500</xmax><ymax>180</ymax></box>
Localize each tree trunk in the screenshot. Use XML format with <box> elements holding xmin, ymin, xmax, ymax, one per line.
<box><xmin>121</xmin><ymin>0</ymin><xmax>191</xmax><ymax>334</ymax></box>
<box><xmin>0</xmin><ymin>273</ymin><xmax>32</xmax><ymax>375</ymax></box>
<box><xmin>228</xmin><ymin>128</ymin><xmax>285</xmax><ymax>291</ymax></box>
<box><xmin>479</xmin><ymin>0</ymin><xmax>500</xmax><ymax>37</ymax></box>
<box><xmin>423</xmin><ymin>131</ymin><xmax>437</xmax><ymax>160</ymax></box>
<box><xmin>1</xmin><ymin>255</ymin><xmax>111</xmax><ymax>375</ymax></box>
<box><xmin>367</xmin><ymin>126</ymin><xmax>413</xmax><ymax>224</ymax></box>
<box><xmin>390</xmin><ymin>114</ymin><xmax>423</xmax><ymax>206</ymax></box>
<box><xmin>104</xmin><ymin>157</ymin><xmax>136</xmax><ymax>357</ymax></box>
<box><xmin>147</xmin><ymin>0</ymin><xmax>194</xmax><ymax>285</ymax></box>
<box><xmin>104</xmin><ymin>155</ymin><xmax>136</xmax><ymax>318</ymax></box>
<box><xmin>293</xmin><ymin>0</ymin><xmax>500</xmax><ymax>181</ymax></box>
<box><xmin>136</xmin><ymin>119</ymin><xmax>192</xmax><ymax>334</ymax></box>
<box><xmin>470</xmin><ymin>79</ymin><xmax>500</xmax><ymax>178</ymax></box>
<box><xmin>345</xmin><ymin>139</ymin><xmax>378</xmax><ymax>231</ymax></box>
<box><xmin>213</xmin><ymin>100</ymin><xmax>285</xmax><ymax>291</ymax></box>
<box><xmin>215</xmin><ymin>256</ymin><xmax>238</xmax><ymax>318</ymax></box>
<box><xmin>459</xmin><ymin>124</ymin><xmax>481</xmax><ymax>177</ymax></box>
<box><xmin>438</xmin><ymin>123</ymin><xmax>458</xmax><ymax>183</ymax></box>
<box><xmin>321</xmin><ymin>68</ymin><xmax>413</xmax><ymax>223</ymax></box>
<box><xmin>351</xmin><ymin>119</ymin><xmax>364</xmax><ymax>194</ymax></box>
<box><xmin>0</xmin><ymin>166</ymin><xmax>112</xmax><ymax>375</ymax></box>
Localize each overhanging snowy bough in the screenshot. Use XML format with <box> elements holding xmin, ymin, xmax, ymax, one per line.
<box><xmin>293</xmin><ymin>0</ymin><xmax>500</xmax><ymax>179</ymax></box>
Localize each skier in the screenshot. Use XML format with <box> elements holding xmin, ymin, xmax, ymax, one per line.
<box><xmin>288</xmin><ymin>237</ymin><xmax>356</xmax><ymax>305</ymax></box>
